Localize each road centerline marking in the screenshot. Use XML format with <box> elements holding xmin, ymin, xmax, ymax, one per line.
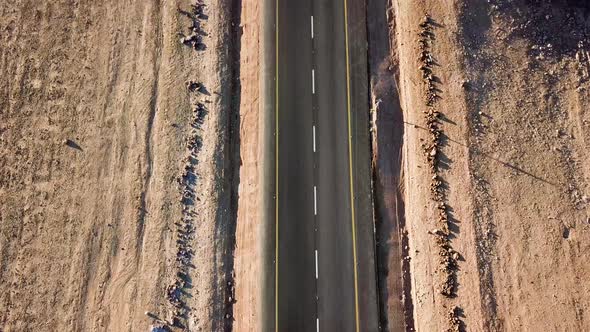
<box><xmin>315</xmin><ymin>250</ymin><xmax>319</xmax><ymax>279</ymax></box>
<box><xmin>312</xmin><ymin>69</ymin><xmax>315</xmax><ymax>94</ymax></box>
<box><xmin>343</xmin><ymin>0</ymin><xmax>360</xmax><ymax>330</ymax></box>
<box><xmin>313</xmin><ymin>125</ymin><xmax>316</xmax><ymax>152</ymax></box>
<box><xmin>311</xmin><ymin>16</ymin><xmax>314</xmax><ymax>39</ymax></box>
<box><xmin>313</xmin><ymin>185</ymin><xmax>317</xmax><ymax>216</ymax></box>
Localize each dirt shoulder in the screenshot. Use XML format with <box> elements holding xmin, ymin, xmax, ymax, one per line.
<box><xmin>233</xmin><ymin>0</ymin><xmax>268</xmax><ymax>331</ymax></box>
<box><xmin>372</xmin><ymin>0</ymin><xmax>590</xmax><ymax>330</ymax></box>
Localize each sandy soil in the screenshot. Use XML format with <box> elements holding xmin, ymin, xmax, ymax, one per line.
<box><xmin>0</xmin><ymin>0</ymin><xmax>238</xmax><ymax>331</ymax></box>
<box><xmin>3</xmin><ymin>0</ymin><xmax>590</xmax><ymax>331</ymax></box>
<box><xmin>371</xmin><ymin>0</ymin><xmax>590</xmax><ymax>331</ymax></box>
<box><xmin>233</xmin><ymin>0</ymin><xmax>261</xmax><ymax>330</ymax></box>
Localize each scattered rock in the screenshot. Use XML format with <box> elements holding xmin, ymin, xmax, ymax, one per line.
<box><xmin>418</xmin><ymin>14</ymin><xmax>460</xmax><ymax>305</ymax></box>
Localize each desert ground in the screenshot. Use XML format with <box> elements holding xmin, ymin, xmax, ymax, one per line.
<box><xmin>0</xmin><ymin>0</ymin><xmax>238</xmax><ymax>331</ymax></box>
<box><xmin>370</xmin><ymin>1</ymin><xmax>590</xmax><ymax>331</ymax></box>
<box><xmin>1</xmin><ymin>0</ymin><xmax>589</xmax><ymax>331</ymax></box>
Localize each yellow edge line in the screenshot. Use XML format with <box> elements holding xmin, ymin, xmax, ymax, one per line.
<box><xmin>274</xmin><ymin>0</ymin><xmax>279</xmax><ymax>330</ymax></box>
<box><xmin>343</xmin><ymin>0</ymin><xmax>360</xmax><ymax>331</ymax></box>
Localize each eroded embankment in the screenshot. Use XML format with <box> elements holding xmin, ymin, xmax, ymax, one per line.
<box><xmin>371</xmin><ymin>2</ymin><xmax>470</xmax><ymax>331</ymax></box>
<box><xmin>367</xmin><ymin>0</ymin><xmax>414</xmax><ymax>330</ymax></box>
<box><xmin>153</xmin><ymin>0</ymin><xmax>241</xmax><ymax>330</ymax></box>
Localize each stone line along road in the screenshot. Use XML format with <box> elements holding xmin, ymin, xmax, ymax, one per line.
<box><xmin>265</xmin><ymin>0</ymin><xmax>379</xmax><ymax>331</ymax></box>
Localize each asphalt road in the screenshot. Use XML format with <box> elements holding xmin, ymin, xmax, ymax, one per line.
<box><xmin>268</xmin><ymin>0</ymin><xmax>378</xmax><ymax>331</ymax></box>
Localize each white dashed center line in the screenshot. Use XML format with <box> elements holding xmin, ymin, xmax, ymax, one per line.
<box><xmin>313</xmin><ymin>185</ymin><xmax>317</xmax><ymax>215</ymax></box>
<box><xmin>312</xmin><ymin>69</ymin><xmax>315</xmax><ymax>94</ymax></box>
<box><xmin>311</xmin><ymin>16</ymin><xmax>314</xmax><ymax>39</ymax></box>
<box><xmin>315</xmin><ymin>249</ymin><xmax>319</xmax><ymax>279</ymax></box>
<box><xmin>313</xmin><ymin>125</ymin><xmax>316</xmax><ymax>152</ymax></box>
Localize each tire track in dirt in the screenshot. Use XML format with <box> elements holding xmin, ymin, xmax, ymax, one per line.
<box><xmin>137</xmin><ymin>0</ymin><xmax>163</xmax><ymax>258</ymax></box>
<box><xmin>456</xmin><ymin>2</ymin><xmax>501</xmax><ymax>330</ymax></box>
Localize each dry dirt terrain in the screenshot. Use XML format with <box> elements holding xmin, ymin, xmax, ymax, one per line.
<box><xmin>233</xmin><ymin>0</ymin><xmax>266</xmax><ymax>331</ymax></box>
<box><xmin>2</xmin><ymin>0</ymin><xmax>590</xmax><ymax>331</ymax></box>
<box><xmin>0</xmin><ymin>0</ymin><xmax>238</xmax><ymax>331</ymax></box>
<box><xmin>371</xmin><ymin>0</ymin><xmax>590</xmax><ymax>331</ymax></box>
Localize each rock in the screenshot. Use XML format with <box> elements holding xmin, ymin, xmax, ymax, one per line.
<box><xmin>186</xmin><ymin>80</ymin><xmax>201</xmax><ymax>92</ymax></box>
<box><xmin>428</xmin><ymin>228</ymin><xmax>443</xmax><ymax>236</ymax></box>
<box><xmin>150</xmin><ymin>325</ymin><xmax>168</xmax><ymax>332</ymax></box>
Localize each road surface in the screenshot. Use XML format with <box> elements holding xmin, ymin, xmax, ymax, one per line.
<box><xmin>265</xmin><ymin>0</ymin><xmax>379</xmax><ymax>330</ymax></box>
